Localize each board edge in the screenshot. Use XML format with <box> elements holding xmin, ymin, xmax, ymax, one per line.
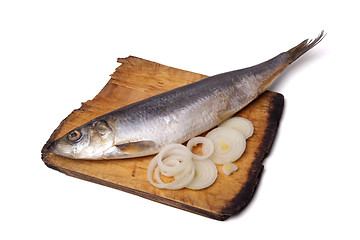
<box><xmin>219</xmin><ymin>92</ymin><xmax>285</xmax><ymax>219</ymax></box>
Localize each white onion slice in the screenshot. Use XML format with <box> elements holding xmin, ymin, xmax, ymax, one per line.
<box><xmin>147</xmin><ymin>156</ymin><xmax>163</xmax><ymax>188</ymax></box>
<box><xmin>186</xmin><ymin>159</ymin><xmax>218</xmax><ymax>190</ymax></box>
<box><xmin>156</xmin><ymin>144</ymin><xmax>192</xmax><ymax>176</ymax></box>
<box><xmin>206</xmin><ymin>127</ymin><xmax>246</xmax><ymax>164</ymax></box>
<box><xmin>186</xmin><ymin>137</ymin><xmax>214</xmax><ymax>160</ymax></box>
<box><xmin>159</xmin><ymin>156</ymin><xmax>181</xmax><ymax>177</ymax></box>
<box><xmin>222</xmin><ymin>163</ymin><xmax>238</xmax><ymax>176</ymax></box>
<box><xmin>154</xmin><ymin>160</ymin><xmax>195</xmax><ymax>190</ymax></box>
<box><xmin>147</xmin><ymin>144</ymin><xmax>195</xmax><ymax>190</ymax></box>
<box><xmin>219</xmin><ymin>117</ymin><xmax>254</xmax><ymax>139</ymax></box>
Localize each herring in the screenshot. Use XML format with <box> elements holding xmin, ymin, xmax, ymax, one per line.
<box><xmin>48</xmin><ymin>31</ymin><xmax>325</xmax><ymax>160</ymax></box>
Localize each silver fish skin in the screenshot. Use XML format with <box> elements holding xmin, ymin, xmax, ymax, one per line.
<box><xmin>48</xmin><ymin>31</ymin><xmax>325</xmax><ymax>160</ymax></box>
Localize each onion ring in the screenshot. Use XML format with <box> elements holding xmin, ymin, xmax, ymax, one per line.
<box><xmin>186</xmin><ymin>137</ymin><xmax>214</xmax><ymax>160</ymax></box>
<box><xmin>219</xmin><ymin>117</ymin><xmax>254</xmax><ymax>139</ymax></box>
<box><xmin>186</xmin><ymin>159</ymin><xmax>218</xmax><ymax>190</ymax></box>
<box><xmin>147</xmin><ymin>144</ymin><xmax>195</xmax><ymax>190</ymax></box>
<box><xmin>205</xmin><ymin>127</ymin><xmax>246</xmax><ymax>164</ymax></box>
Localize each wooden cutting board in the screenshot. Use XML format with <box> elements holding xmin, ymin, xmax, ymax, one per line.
<box><xmin>41</xmin><ymin>56</ymin><xmax>284</xmax><ymax>221</ymax></box>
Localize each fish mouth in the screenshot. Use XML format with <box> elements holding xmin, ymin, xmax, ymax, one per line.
<box><xmin>46</xmin><ymin>140</ymin><xmax>59</xmax><ymax>155</ymax></box>
<box><xmin>46</xmin><ymin>140</ymin><xmax>74</xmax><ymax>159</ymax></box>
<box><xmin>46</xmin><ymin>139</ymin><xmax>69</xmax><ymax>157</ymax></box>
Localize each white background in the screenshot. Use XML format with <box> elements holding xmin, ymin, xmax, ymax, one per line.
<box><xmin>1</xmin><ymin>0</ymin><xmax>359</xmax><ymax>239</ymax></box>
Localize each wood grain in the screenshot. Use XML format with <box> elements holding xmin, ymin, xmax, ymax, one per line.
<box><xmin>41</xmin><ymin>56</ymin><xmax>284</xmax><ymax>220</ymax></box>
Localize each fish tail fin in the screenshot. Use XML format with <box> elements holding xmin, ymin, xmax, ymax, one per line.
<box><xmin>287</xmin><ymin>30</ymin><xmax>326</xmax><ymax>62</ymax></box>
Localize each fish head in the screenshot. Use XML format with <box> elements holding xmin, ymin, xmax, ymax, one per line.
<box><xmin>48</xmin><ymin>120</ymin><xmax>115</xmax><ymax>159</ymax></box>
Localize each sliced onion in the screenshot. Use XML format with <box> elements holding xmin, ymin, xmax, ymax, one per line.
<box><xmin>222</xmin><ymin>163</ymin><xmax>238</xmax><ymax>176</ymax></box>
<box><xmin>147</xmin><ymin>117</ymin><xmax>254</xmax><ymax>190</ymax></box>
<box><xmin>147</xmin><ymin>144</ymin><xmax>195</xmax><ymax>190</ymax></box>
<box><xmin>186</xmin><ymin>137</ymin><xmax>214</xmax><ymax>160</ymax></box>
<box><xmin>154</xmin><ymin>160</ymin><xmax>195</xmax><ymax>190</ymax></box>
<box><xmin>219</xmin><ymin>117</ymin><xmax>254</xmax><ymax>139</ymax></box>
<box><xmin>159</xmin><ymin>156</ymin><xmax>181</xmax><ymax>177</ymax></box>
<box><xmin>205</xmin><ymin>127</ymin><xmax>246</xmax><ymax>164</ymax></box>
<box><xmin>147</xmin><ymin>155</ymin><xmax>163</xmax><ymax>187</ymax></box>
<box><xmin>186</xmin><ymin>159</ymin><xmax>218</xmax><ymax>190</ymax></box>
<box><xmin>156</xmin><ymin>144</ymin><xmax>192</xmax><ymax>176</ymax></box>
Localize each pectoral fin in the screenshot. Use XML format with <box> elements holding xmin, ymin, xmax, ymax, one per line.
<box><xmin>116</xmin><ymin>140</ymin><xmax>158</xmax><ymax>155</ymax></box>
<box><xmin>103</xmin><ymin>140</ymin><xmax>159</xmax><ymax>159</ymax></box>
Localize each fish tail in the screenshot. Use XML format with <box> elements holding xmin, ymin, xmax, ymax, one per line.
<box><xmin>287</xmin><ymin>31</ymin><xmax>326</xmax><ymax>62</ymax></box>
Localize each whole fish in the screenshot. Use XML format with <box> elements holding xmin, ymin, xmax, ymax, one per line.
<box><xmin>48</xmin><ymin>31</ymin><xmax>325</xmax><ymax>160</ymax></box>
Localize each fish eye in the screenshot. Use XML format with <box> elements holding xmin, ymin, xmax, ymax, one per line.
<box><xmin>67</xmin><ymin>130</ymin><xmax>82</xmax><ymax>142</ymax></box>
